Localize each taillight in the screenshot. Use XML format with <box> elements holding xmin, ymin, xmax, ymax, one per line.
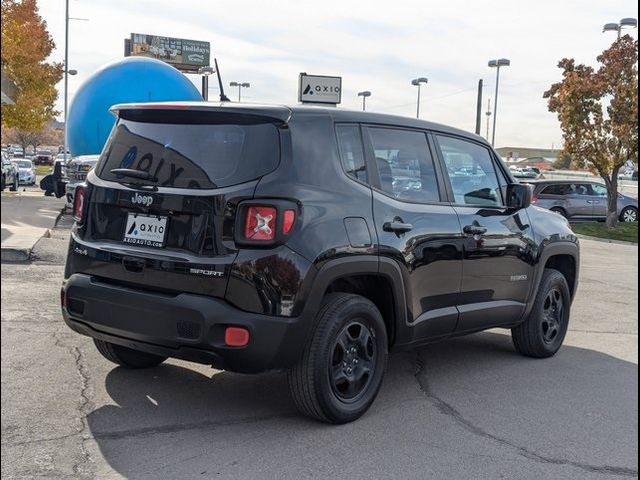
<box><xmin>244</xmin><ymin>206</ymin><xmax>277</xmax><ymax>241</ymax></box>
<box><xmin>73</xmin><ymin>185</ymin><xmax>86</xmax><ymax>222</ymax></box>
<box><xmin>531</xmin><ymin>194</ymin><xmax>538</xmax><ymax>204</ymax></box>
<box><xmin>237</xmin><ymin>201</ymin><xmax>298</xmax><ymax>245</ymax></box>
<box><xmin>283</xmin><ymin>210</ymin><xmax>296</xmax><ymax>234</ymax></box>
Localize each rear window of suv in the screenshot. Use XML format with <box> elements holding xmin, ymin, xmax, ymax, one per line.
<box><xmin>96</xmin><ymin>111</ymin><xmax>280</xmax><ymax>189</ymax></box>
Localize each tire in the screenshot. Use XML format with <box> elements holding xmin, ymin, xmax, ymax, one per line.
<box><xmin>511</xmin><ymin>269</ymin><xmax>571</xmax><ymax>358</ymax></box>
<box><xmin>550</xmin><ymin>207</ymin><xmax>567</xmax><ymax>218</ymax></box>
<box><xmin>620</xmin><ymin>206</ymin><xmax>638</xmax><ymax>223</ymax></box>
<box><xmin>287</xmin><ymin>293</ymin><xmax>388</xmax><ymax>424</ymax></box>
<box><xmin>93</xmin><ymin>339</ymin><xmax>167</xmax><ymax>368</ymax></box>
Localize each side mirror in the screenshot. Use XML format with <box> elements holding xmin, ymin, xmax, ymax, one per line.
<box><xmin>506</xmin><ymin>183</ymin><xmax>532</xmax><ymax>210</ymax></box>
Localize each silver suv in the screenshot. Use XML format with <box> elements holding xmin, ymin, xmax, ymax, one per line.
<box><xmin>65</xmin><ymin>155</ymin><xmax>100</xmax><ymax>206</ymax></box>
<box><xmin>527</xmin><ymin>180</ymin><xmax>638</xmax><ymax>222</ymax></box>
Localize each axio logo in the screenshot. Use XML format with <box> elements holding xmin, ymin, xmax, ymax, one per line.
<box><xmin>303</xmin><ymin>84</ymin><xmax>314</xmax><ymax>95</ymax></box>
<box><xmin>127</xmin><ymin>221</ymin><xmax>138</xmax><ymax>235</ymax></box>
<box><xmin>131</xmin><ymin>192</ymin><xmax>153</xmax><ymax>206</ymax></box>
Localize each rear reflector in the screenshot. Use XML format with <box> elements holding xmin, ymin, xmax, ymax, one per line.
<box><xmin>225</xmin><ymin>327</ymin><xmax>250</xmax><ymax>347</ymax></box>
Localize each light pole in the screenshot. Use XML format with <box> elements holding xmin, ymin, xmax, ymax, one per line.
<box><xmin>603</xmin><ymin>18</ymin><xmax>638</xmax><ymax>39</ymax></box>
<box><xmin>229</xmin><ymin>82</ymin><xmax>250</xmax><ymax>102</ymax></box>
<box><xmin>198</xmin><ymin>66</ymin><xmax>214</xmax><ymax>101</ymax></box>
<box><xmin>488</xmin><ymin>58</ymin><xmax>510</xmax><ymax>147</ymax></box>
<box><xmin>411</xmin><ymin>77</ymin><xmax>428</xmax><ymax>118</ymax></box>
<box><xmin>357</xmin><ymin>91</ymin><xmax>371</xmax><ymax>111</ymax></box>
<box><xmin>63</xmin><ymin>0</ymin><xmax>88</xmax><ymax>162</ymax></box>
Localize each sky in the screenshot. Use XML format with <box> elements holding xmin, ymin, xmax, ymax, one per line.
<box><xmin>36</xmin><ymin>0</ymin><xmax>638</xmax><ymax>149</ymax></box>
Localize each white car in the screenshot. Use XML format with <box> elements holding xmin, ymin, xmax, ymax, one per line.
<box><xmin>13</xmin><ymin>159</ymin><xmax>37</xmax><ymax>185</ymax></box>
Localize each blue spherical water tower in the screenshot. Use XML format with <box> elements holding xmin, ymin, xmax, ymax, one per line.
<box><xmin>67</xmin><ymin>57</ymin><xmax>203</xmax><ymax>157</ymax></box>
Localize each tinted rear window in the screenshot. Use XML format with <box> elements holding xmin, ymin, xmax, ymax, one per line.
<box><xmin>540</xmin><ymin>184</ymin><xmax>570</xmax><ymax>195</ymax></box>
<box><xmin>96</xmin><ymin>113</ymin><xmax>280</xmax><ymax>189</ymax></box>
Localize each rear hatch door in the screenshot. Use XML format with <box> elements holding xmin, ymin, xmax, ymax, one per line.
<box><xmin>77</xmin><ymin>106</ymin><xmax>285</xmax><ymax>298</ymax></box>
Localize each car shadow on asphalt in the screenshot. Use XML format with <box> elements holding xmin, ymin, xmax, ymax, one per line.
<box><xmin>85</xmin><ymin>331</ymin><xmax>638</xmax><ymax>478</ymax></box>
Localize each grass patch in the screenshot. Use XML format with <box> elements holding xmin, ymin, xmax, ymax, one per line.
<box><xmin>571</xmin><ymin>222</ymin><xmax>638</xmax><ymax>243</ymax></box>
<box><xmin>35</xmin><ymin>165</ymin><xmax>52</xmax><ymax>176</ymax></box>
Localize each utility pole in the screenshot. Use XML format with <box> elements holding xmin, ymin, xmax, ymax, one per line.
<box><xmin>485</xmin><ymin>99</ymin><xmax>492</xmax><ymax>140</ymax></box>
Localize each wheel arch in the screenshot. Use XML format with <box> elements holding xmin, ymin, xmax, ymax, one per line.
<box><xmin>522</xmin><ymin>241</ymin><xmax>580</xmax><ymax>320</ymax></box>
<box><xmin>302</xmin><ymin>256</ymin><xmax>407</xmax><ymax>348</ymax></box>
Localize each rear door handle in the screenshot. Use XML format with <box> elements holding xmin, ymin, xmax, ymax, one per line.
<box><xmin>463</xmin><ymin>224</ymin><xmax>488</xmax><ymax>235</ymax></box>
<box><xmin>383</xmin><ymin>221</ymin><xmax>413</xmax><ymax>233</ymax></box>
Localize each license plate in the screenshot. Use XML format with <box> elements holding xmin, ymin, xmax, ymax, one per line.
<box><xmin>123</xmin><ymin>213</ymin><xmax>168</xmax><ymax>247</ymax></box>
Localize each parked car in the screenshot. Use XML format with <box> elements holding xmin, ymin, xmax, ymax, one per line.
<box><xmin>512</xmin><ymin>166</ymin><xmax>542</xmax><ymax>179</ymax></box>
<box><xmin>526</xmin><ymin>179</ymin><xmax>638</xmax><ymax>222</ymax></box>
<box><xmin>12</xmin><ymin>159</ymin><xmax>37</xmax><ymax>185</ymax></box>
<box><xmin>33</xmin><ymin>150</ymin><xmax>54</xmax><ymax>166</ymax></box>
<box><xmin>1</xmin><ymin>152</ymin><xmax>19</xmax><ymax>191</ymax></box>
<box><xmin>65</xmin><ymin>155</ymin><xmax>99</xmax><ymax>206</ymax></box>
<box><xmin>62</xmin><ymin>103</ymin><xmax>580</xmax><ymax>423</ymax></box>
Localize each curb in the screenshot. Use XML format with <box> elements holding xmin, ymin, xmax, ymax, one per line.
<box><xmin>576</xmin><ymin>233</ymin><xmax>638</xmax><ymax>246</ymax></box>
<box><xmin>0</xmin><ymin>229</ymin><xmax>51</xmax><ymax>263</ymax></box>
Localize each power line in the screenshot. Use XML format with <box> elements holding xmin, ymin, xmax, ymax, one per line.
<box><xmin>376</xmin><ymin>86</ymin><xmax>478</xmax><ymax>111</ymax></box>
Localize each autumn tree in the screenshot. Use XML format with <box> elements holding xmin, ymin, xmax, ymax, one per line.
<box><xmin>1</xmin><ymin>0</ymin><xmax>63</xmax><ymax>131</ymax></box>
<box><xmin>544</xmin><ymin>36</ymin><xmax>638</xmax><ymax>228</ymax></box>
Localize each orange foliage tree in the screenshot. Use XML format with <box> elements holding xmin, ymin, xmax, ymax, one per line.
<box><xmin>1</xmin><ymin>0</ymin><xmax>63</xmax><ymax>131</ymax></box>
<box><xmin>544</xmin><ymin>36</ymin><xmax>638</xmax><ymax>228</ymax></box>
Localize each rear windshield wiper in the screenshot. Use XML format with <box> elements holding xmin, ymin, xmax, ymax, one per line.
<box><xmin>110</xmin><ymin>168</ymin><xmax>157</xmax><ymax>182</ymax></box>
<box><xmin>110</xmin><ymin>168</ymin><xmax>159</xmax><ymax>192</ymax></box>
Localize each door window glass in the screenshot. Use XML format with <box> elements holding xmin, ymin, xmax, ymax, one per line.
<box><xmin>437</xmin><ymin>136</ymin><xmax>502</xmax><ymax>206</ymax></box>
<box><xmin>368</xmin><ymin>128</ymin><xmax>440</xmax><ymax>203</ymax></box>
<box><xmin>590</xmin><ymin>184</ymin><xmax>608</xmax><ymax>197</ymax></box>
<box><xmin>570</xmin><ymin>184</ymin><xmax>591</xmax><ymax>196</ymax></box>
<box><xmin>336</xmin><ymin>125</ymin><xmax>367</xmax><ymax>183</ymax></box>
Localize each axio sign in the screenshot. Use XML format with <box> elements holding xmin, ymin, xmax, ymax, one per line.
<box><xmin>298</xmin><ymin>73</ymin><xmax>342</xmax><ymax>105</ymax></box>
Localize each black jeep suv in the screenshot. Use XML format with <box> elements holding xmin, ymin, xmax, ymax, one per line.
<box><xmin>62</xmin><ymin>102</ymin><xmax>579</xmax><ymax>423</ymax></box>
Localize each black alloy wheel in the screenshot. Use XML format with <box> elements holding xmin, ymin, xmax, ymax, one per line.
<box><xmin>329</xmin><ymin>321</ymin><xmax>377</xmax><ymax>402</ymax></box>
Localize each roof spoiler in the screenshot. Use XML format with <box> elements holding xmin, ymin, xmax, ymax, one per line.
<box><xmin>109</xmin><ymin>102</ymin><xmax>292</xmax><ymax>124</ymax></box>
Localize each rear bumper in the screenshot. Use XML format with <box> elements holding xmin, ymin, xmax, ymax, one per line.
<box><xmin>62</xmin><ymin>273</ymin><xmax>312</xmax><ymax>373</ymax></box>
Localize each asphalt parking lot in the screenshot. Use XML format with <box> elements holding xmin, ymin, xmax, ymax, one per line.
<box><xmin>1</xmin><ymin>217</ymin><xmax>637</xmax><ymax>479</ymax></box>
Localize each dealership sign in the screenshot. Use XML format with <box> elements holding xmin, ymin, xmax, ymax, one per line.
<box><xmin>128</xmin><ymin>33</ymin><xmax>211</xmax><ymax>72</ymax></box>
<box><xmin>298</xmin><ymin>73</ymin><xmax>342</xmax><ymax>105</ymax></box>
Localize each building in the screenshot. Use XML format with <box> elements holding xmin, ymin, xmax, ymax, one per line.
<box><xmin>496</xmin><ymin>147</ymin><xmax>559</xmax><ymax>170</ymax></box>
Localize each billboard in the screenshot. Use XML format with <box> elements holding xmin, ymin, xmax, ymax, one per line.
<box><xmin>128</xmin><ymin>33</ymin><xmax>210</xmax><ymax>72</ymax></box>
<box><xmin>298</xmin><ymin>73</ymin><xmax>342</xmax><ymax>105</ymax></box>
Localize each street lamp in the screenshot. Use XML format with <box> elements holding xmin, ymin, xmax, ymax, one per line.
<box><xmin>411</xmin><ymin>77</ymin><xmax>428</xmax><ymax>118</ymax></box>
<box><xmin>198</xmin><ymin>66</ymin><xmax>214</xmax><ymax>101</ymax></box>
<box><xmin>229</xmin><ymin>82</ymin><xmax>250</xmax><ymax>102</ymax></box>
<box><xmin>487</xmin><ymin>58</ymin><xmax>510</xmax><ymax>147</ymax></box>
<box><xmin>357</xmin><ymin>91</ymin><xmax>371</xmax><ymax>111</ymax></box>
<box><xmin>603</xmin><ymin>18</ymin><xmax>638</xmax><ymax>39</ymax></box>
